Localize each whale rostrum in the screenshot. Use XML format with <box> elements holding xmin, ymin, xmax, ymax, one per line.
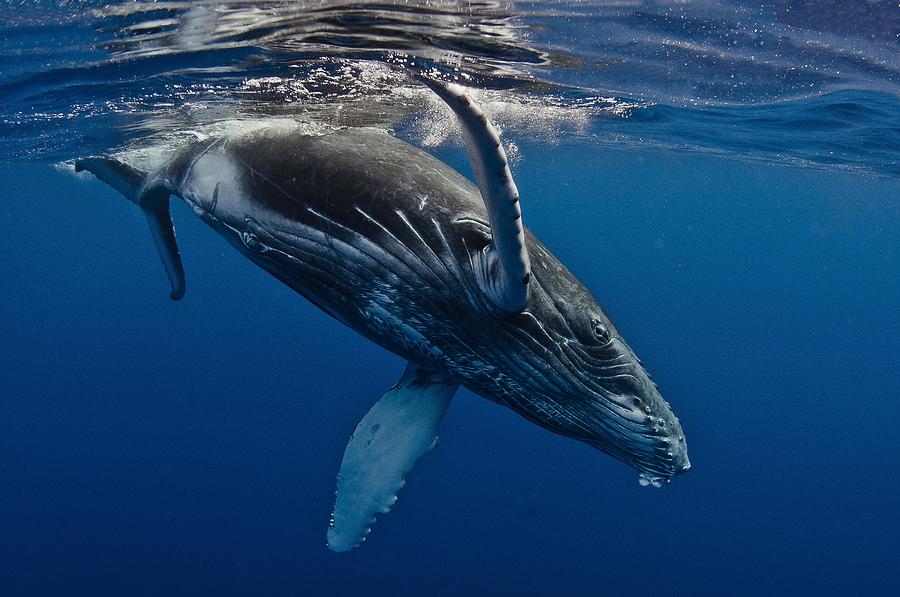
<box><xmin>75</xmin><ymin>77</ymin><xmax>690</xmax><ymax>551</ymax></box>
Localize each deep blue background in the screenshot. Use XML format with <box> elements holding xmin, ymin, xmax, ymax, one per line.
<box><xmin>1</xmin><ymin>143</ymin><xmax>899</xmax><ymax>595</ymax></box>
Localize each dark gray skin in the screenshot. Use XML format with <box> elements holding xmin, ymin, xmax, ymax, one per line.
<box><xmin>142</xmin><ymin>123</ymin><xmax>689</xmax><ymax>485</ymax></box>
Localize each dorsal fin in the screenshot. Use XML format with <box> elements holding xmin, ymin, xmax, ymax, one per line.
<box><xmin>75</xmin><ymin>157</ymin><xmax>185</xmax><ymax>301</ymax></box>
<box><xmin>420</xmin><ymin>77</ymin><xmax>531</xmax><ymax>312</ymax></box>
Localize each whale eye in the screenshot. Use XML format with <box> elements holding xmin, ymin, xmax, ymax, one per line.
<box><xmin>590</xmin><ymin>318</ymin><xmax>610</xmax><ymax>342</ymax></box>
<box><xmin>240</xmin><ymin>231</ymin><xmax>267</xmax><ymax>254</ymax></box>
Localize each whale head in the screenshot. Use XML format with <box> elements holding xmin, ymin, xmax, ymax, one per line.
<box><xmin>497</xmin><ymin>260</ymin><xmax>690</xmax><ymax>487</ymax></box>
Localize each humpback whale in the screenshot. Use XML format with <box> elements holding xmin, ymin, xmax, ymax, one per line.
<box><xmin>75</xmin><ymin>77</ymin><xmax>689</xmax><ymax>551</ymax></box>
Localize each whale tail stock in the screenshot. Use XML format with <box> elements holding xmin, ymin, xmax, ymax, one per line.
<box><xmin>74</xmin><ymin>157</ymin><xmax>186</xmax><ymax>301</ymax></box>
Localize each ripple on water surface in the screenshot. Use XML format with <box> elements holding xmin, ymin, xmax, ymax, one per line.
<box><xmin>0</xmin><ymin>1</ymin><xmax>897</xmax><ymax>179</ymax></box>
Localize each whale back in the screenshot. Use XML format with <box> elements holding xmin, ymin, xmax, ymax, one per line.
<box><xmin>219</xmin><ymin>126</ymin><xmax>486</xmax><ymax>229</ymax></box>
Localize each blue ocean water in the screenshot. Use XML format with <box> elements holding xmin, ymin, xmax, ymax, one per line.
<box><xmin>1</xmin><ymin>2</ymin><xmax>899</xmax><ymax>595</ymax></box>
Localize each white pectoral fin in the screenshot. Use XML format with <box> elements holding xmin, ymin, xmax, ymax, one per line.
<box><xmin>327</xmin><ymin>363</ymin><xmax>458</xmax><ymax>552</ymax></box>
<box><xmin>421</xmin><ymin>77</ymin><xmax>531</xmax><ymax>312</ymax></box>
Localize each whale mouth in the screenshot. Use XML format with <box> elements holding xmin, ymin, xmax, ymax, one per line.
<box><xmin>635</xmin><ymin>432</ymin><xmax>691</xmax><ymax>487</ymax></box>
<box><xmin>570</xmin><ymin>385</ymin><xmax>689</xmax><ymax>486</ymax></box>
<box><xmin>638</xmin><ymin>455</ymin><xmax>691</xmax><ymax>488</ymax></box>
<box><xmin>638</xmin><ymin>472</ymin><xmax>668</xmax><ymax>488</ymax></box>
<box><xmin>507</xmin><ymin>378</ymin><xmax>691</xmax><ymax>485</ymax></box>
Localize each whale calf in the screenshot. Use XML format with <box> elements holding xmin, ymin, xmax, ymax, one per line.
<box><xmin>76</xmin><ymin>77</ymin><xmax>689</xmax><ymax>551</ymax></box>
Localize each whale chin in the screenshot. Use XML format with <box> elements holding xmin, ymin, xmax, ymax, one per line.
<box><xmin>583</xmin><ymin>428</ymin><xmax>689</xmax><ymax>487</ymax></box>
<box><xmin>638</xmin><ymin>448</ymin><xmax>691</xmax><ymax>487</ymax></box>
<box><xmin>506</xmin><ymin>385</ymin><xmax>689</xmax><ymax>485</ymax></box>
<box><xmin>532</xmin><ymin>381</ymin><xmax>690</xmax><ymax>485</ymax></box>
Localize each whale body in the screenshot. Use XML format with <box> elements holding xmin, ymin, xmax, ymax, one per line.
<box><xmin>76</xmin><ymin>78</ymin><xmax>689</xmax><ymax>551</ymax></box>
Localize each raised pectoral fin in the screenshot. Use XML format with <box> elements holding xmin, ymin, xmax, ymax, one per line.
<box><xmin>327</xmin><ymin>363</ymin><xmax>458</xmax><ymax>552</ymax></box>
<box><xmin>420</xmin><ymin>77</ymin><xmax>531</xmax><ymax>312</ymax></box>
